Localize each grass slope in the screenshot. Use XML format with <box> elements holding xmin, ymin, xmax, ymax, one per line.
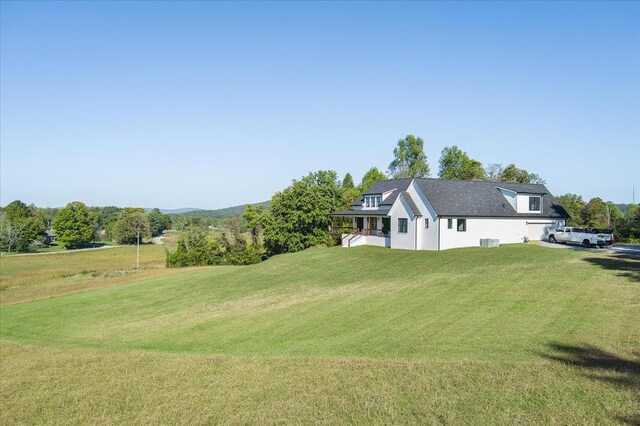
<box><xmin>0</xmin><ymin>245</ymin><xmax>175</xmax><ymax>305</ymax></box>
<box><xmin>1</xmin><ymin>245</ymin><xmax>638</xmax><ymax>423</ymax></box>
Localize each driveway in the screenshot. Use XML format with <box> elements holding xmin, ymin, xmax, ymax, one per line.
<box><xmin>538</xmin><ymin>240</ymin><xmax>640</xmax><ymax>256</ymax></box>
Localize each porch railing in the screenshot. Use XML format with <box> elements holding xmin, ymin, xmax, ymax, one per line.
<box><xmin>329</xmin><ymin>226</ymin><xmax>389</xmax><ymax>238</ymax></box>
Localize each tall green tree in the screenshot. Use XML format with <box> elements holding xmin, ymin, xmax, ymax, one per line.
<box><xmin>243</xmin><ymin>204</ymin><xmax>264</xmax><ymax>245</ymax></box>
<box><xmin>342</xmin><ymin>173</ymin><xmax>355</xmax><ymax>190</ymax></box>
<box><xmin>613</xmin><ymin>204</ymin><xmax>640</xmax><ymax>242</ymax></box>
<box><xmin>581</xmin><ymin>198</ymin><xmax>609</xmax><ymax>228</ymax></box>
<box><xmin>605</xmin><ymin>202</ymin><xmax>624</xmax><ymax>226</ymax></box>
<box><xmin>52</xmin><ymin>201</ymin><xmax>97</xmax><ymax>249</ymax></box>
<box><xmin>438</xmin><ymin>146</ymin><xmax>486</xmax><ymax>180</ymax></box>
<box><xmin>262</xmin><ymin>170</ymin><xmax>343</xmax><ymax>256</ymax></box>
<box><xmin>147</xmin><ymin>208</ymin><xmax>172</xmax><ymax>236</ymax></box>
<box><xmin>338</xmin><ymin>172</ymin><xmax>358</xmax><ymax>207</ymax></box>
<box><xmin>112</xmin><ymin>208</ymin><xmax>150</xmax><ymax>245</ymax></box>
<box><xmin>0</xmin><ymin>200</ymin><xmax>46</xmax><ymax>252</ymax></box>
<box><xmin>499</xmin><ymin>164</ymin><xmax>545</xmax><ymax>184</ymax></box>
<box><xmin>359</xmin><ymin>167</ymin><xmax>388</xmax><ymax>192</ymax></box>
<box><xmin>556</xmin><ymin>194</ymin><xmax>586</xmax><ymax>226</ymax></box>
<box><xmin>388</xmin><ymin>135</ymin><xmax>430</xmax><ymax>178</ymax></box>
<box><xmin>100</xmin><ymin>206</ymin><xmax>122</xmax><ymax>240</ymax></box>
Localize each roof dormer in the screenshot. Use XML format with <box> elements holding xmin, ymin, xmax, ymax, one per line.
<box><xmin>497</xmin><ymin>187</ymin><xmax>517</xmax><ymax>210</ymax></box>
<box><xmin>363</xmin><ymin>194</ymin><xmax>382</xmax><ymax>209</ymax></box>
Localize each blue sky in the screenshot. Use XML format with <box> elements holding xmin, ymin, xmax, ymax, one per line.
<box><xmin>1</xmin><ymin>1</ymin><xmax>638</xmax><ymax>208</ymax></box>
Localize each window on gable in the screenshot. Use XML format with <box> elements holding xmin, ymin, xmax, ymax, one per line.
<box><xmin>376</xmin><ymin>196</ymin><xmax>381</xmax><ymax>207</ymax></box>
<box><xmin>365</xmin><ymin>197</ymin><xmax>370</xmax><ymax>208</ymax></box>
<box><xmin>398</xmin><ymin>218</ymin><xmax>408</xmax><ymax>233</ymax></box>
<box><xmin>529</xmin><ymin>196</ymin><xmax>541</xmax><ymax>211</ymax></box>
<box><xmin>425</xmin><ymin>218</ymin><xmax>429</xmax><ymax>229</ymax></box>
<box><xmin>447</xmin><ymin>218</ymin><xmax>453</xmax><ymax>229</ymax></box>
<box><xmin>457</xmin><ymin>219</ymin><xmax>466</xmax><ymax>232</ymax></box>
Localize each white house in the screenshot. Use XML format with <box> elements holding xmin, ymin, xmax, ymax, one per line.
<box><xmin>329</xmin><ymin>178</ymin><xmax>569</xmax><ymax>250</ymax></box>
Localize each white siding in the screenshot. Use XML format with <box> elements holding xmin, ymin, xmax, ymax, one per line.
<box><xmin>438</xmin><ymin>217</ymin><xmax>565</xmax><ymax>250</ymax></box>
<box><xmin>527</xmin><ymin>221</ymin><xmax>563</xmax><ymax>241</ymax></box>
<box><xmin>341</xmin><ymin>233</ymin><xmax>388</xmax><ymax>247</ymax></box>
<box><xmin>516</xmin><ymin>194</ymin><xmax>543</xmax><ymax>214</ymax></box>
<box><xmin>388</xmin><ymin>196</ymin><xmax>418</xmax><ymax>250</ymax></box>
<box><xmin>408</xmin><ymin>180</ymin><xmax>438</xmax><ymax>250</ymax></box>
<box><xmin>363</xmin><ymin>235</ymin><xmax>390</xmax><ymax>247</ymax></box>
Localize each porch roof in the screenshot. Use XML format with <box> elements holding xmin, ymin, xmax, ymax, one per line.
<box><xmin>329</xmin><ymin>206</ymin><xmax>391</xmax><ymax>216</ymax></box>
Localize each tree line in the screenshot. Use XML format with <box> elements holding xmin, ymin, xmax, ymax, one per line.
<box><xmin>3</xmin><ymin>134</ymin><xmax>638</xmax><ymax>257</ymax></box>
<box><xmin>0</xmin><ymin>201</ymin><xmax>172</xmax><ymax>252</ymax></box>
<box><xmin>555</xmin><ymin>194</ymin><xmax>639</xmax><ymax>239</ymax></box>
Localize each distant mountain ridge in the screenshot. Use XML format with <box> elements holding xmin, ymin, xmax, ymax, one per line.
<box><xmin>147</xmin><ymin>208</ymin><xmax>203</xmax><ymax>214</ymax></box>
<box><xmin>166</xmin><ymin>201</ymin><xmax>269</xmax><ymax>219</ymax></box>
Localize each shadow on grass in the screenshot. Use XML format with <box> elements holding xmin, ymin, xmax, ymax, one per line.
<box><xmin>542</xmin><ymin>343</ymin><xmax>640</xmax><ymax>424</ymax></box>
<box><xmin>582</xmin><ymin>254</ymin><xmax>640</xmax><ymax>283</ymax></box>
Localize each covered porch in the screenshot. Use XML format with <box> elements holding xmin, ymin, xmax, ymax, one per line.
<box><xmin>329</xmin><ymin>212</ymin><xmax>391</xmax><ymax>248</ymax></box>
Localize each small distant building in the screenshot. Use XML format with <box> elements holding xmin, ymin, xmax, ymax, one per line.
<box><xmin>44</xmin><ymin>230</ymin><xmax>56</xmax><ymax>245</ymax></box>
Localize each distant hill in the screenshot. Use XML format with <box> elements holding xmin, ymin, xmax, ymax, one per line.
<box><xmin>615</xmin><ymin>204</ymin><xmax>633</xmax><ymax>214</ymax></box>
<box><xmin>145</xmin><ymin>208</ymin><xmax>203</xmax><ymax>214</ymax></box>
<box><xmin>169</xmin><ymin>201</ymin><xmax>269</xmax><ymax>219</ymax></box>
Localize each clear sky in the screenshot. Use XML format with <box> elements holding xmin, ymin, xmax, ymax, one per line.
<box><xmin>1</xmin><ymin>1</ymin><xmax>638</xmax><ymax>209</ymax></box>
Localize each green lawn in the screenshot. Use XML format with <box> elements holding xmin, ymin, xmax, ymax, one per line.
<box><xmin>1</xmin><ymin>244</ymin><xmax>638</xmax><ymax>424</ymax></box>
<box><xmin>0</xmin><ymin>244</ymin><xmax>175</xmax><ymax>305</ymax></box>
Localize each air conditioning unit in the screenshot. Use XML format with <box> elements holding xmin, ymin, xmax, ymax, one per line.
<box><xmin>480</xmin><ymin>239</ymin><xmax>499</xmax><ymax>248</ymax></box>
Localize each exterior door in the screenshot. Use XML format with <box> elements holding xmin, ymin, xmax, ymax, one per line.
<box><xmin>367</xmin><ymin>217</ymin><xmax>378</xmax><ymax>231</ymax></box>
<box><xmin>356</xmin><ymin>217</ymin><xmax>364</xmax><ymax>231</ymax></box>
<box><xmin>382</xmin><ymin>217</ymin><xmax>391</xmax><ymax>236</ymax></box>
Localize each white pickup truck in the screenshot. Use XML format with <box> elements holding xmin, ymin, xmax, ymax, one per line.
<box><xmin>548</xmin><ymin>227</ymin><xmax>614</xmax><ymax>248</ymax></box>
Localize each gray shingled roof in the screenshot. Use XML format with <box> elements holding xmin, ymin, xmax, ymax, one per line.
<box><xmin>352</xmin><ymin>178</ymin><xmax>412</xmax><ymax>207</ymax></box>
<box><xmin>337</xmin><ymin>178</ymin><xmax>569</xmax><ymax>219</ymax></box>
<box><xmin>414</xmin><ymin>178</ymin><xmax>568</xmax><ymax>218</ymax></box>
<box><xmin>399</xmin><ymin>192</ymin><xmax>421</xmax><ymax>216</ymax></box>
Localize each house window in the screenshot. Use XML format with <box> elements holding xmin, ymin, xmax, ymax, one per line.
<box><xmin>457</xmin><ymin>219</ymin><xmax>466</xmax><ymax>232</ymax></box>
<box><xmin>529</xmin><ymin>196</ymin><xmax>541</xmax><ymax>211</ymax></box>
<box><xmin>398</xmin><ymin>218</ymin><xmax>408</xmax><ymax>233</ymax></box>
<box><xmin>447</xmin><ymin>218</ymin><xmax>453</xmax><ymax>229</ymax></box>
<box><xmin>364</xmin><ymin>195</ymin><xmax>381</xmax><ymax>208</ymax></box>
<box><xmin>425</xmin><ymin>218</ymin><xmax>429</xmax><ymax>229</ymax></box>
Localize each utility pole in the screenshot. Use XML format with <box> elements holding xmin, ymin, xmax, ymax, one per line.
<box><xmin>136</xmin><ymin>228</ymin><xmax>140</xmax><ymax>271</ymax></box>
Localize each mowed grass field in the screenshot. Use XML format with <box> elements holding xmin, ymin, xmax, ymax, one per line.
<box><xmin>1</xmin><ymin>244</ymin><xmax>638</xmax><ymax>424</ymax></box>
<box><xmin>0</xmin><ymin>245</ymin><xmax>188</xmax><ymax>305</ymax></box>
